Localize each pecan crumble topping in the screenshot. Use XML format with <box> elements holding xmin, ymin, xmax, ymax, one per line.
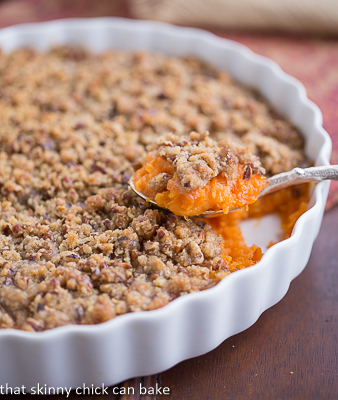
<box><xmin>147</xmin><ymin>131</ymin><xmax>264</xmax><ymax>193</ymax></box>
<box><xmin>0</xmin><ymin>47</ymin><xmax>307</xmax><ymax>330</ymax></box>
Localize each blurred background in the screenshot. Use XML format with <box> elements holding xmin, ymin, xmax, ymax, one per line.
<box><xmin>0</xmin><ymin>0</ymin><xmax>337</xmax><ymax>208</ymax></box>
<box><xmin>0</xmin><ymin>0</ymin><xmax>337</xmax><ymax>34</ymax></box>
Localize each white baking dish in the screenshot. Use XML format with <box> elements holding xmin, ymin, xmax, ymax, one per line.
<box><xmin>0</xmin><ymin>18</ymin><xmax>331</xmax><ymax>389</ymax></box>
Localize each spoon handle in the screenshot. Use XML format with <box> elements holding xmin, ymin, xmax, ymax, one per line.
<box><xmin>259</xmin><ymin>165</ymin><xmax>338</xmax><ymax>197</ymax></box>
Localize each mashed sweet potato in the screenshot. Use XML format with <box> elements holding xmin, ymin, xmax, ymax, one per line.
<box><xmin>132</xmin><ymin>132</ymin><xmax>267</xmax><ymax>216</ymax></box>
<box><xmin>206</xmin><ymin>183</ymin><xmax>310</xmax><ymax>272</ymax></box>
<box><xmin>133</xmin><ymin>154</ymin><xmax>266</xmax><ymax>216</ymax></box>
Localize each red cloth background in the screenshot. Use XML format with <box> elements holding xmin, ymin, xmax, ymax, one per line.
<box><xmin>0</xmin><ymin>0</ymin><xmax>337</xmax><ymax>209</ymax></box>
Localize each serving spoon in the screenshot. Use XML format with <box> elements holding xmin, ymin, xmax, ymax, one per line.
<box><xmin>129</xmin><ymin>165</ymin><xmax>338</xmax><ymax>218</ymax></box>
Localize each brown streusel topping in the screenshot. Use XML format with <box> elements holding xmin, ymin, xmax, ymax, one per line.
<box><xmin>148</xmin><ymin>131</ymin><xmax>264</xmax><ymax>193</ymax></box>
<box><xmin>0</xmin><ymin>47</ymin><xmax>307</xmax><ymax>331</ymax></box>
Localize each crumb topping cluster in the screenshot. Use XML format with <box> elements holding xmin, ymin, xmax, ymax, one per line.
<box><xmin>148</xmin><ymin>131</ymin><xmax>264</xmax><ymax>193</ymax></box>
<box><xmin>0</xmin><ymin>47</ymin><xmax>306</xmax><ymax>330</ymax></box>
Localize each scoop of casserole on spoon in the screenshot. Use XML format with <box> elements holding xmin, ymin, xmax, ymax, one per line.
<box><xmin>130</xmin><ymin>132</ymin><xmax>337</xmax><ymax>218</ymax></box>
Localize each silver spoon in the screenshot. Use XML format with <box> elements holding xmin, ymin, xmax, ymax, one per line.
<box><xmin>129</xmin><ymin>165</ymin><xmax>338</xmax><ymax>218</ymax></box>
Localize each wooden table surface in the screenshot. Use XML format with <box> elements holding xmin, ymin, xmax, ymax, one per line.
<box><xmin>5</xmin><ymin>204</ymin><xmax>337</xmax><ymax>399</ymax></box>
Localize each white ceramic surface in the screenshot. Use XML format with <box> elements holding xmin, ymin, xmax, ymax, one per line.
<box><xmin>0</xmin><ymin>18</ymin><xmax>331</xmax><ymax>390</ymax></box>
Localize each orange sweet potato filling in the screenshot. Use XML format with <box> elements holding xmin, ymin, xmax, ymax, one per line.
<box><xmin>248</xmin><ymin>183</ymin><xmax>310</xmax><ymax>240</ymax></box>
<box><xmin>206</xmin><ymin>184</ymin><xmax>310</xmax><ymax>272</ymax></box>
<box><xmin>205</xmin><ymin>211</ymin><xmax>263</xmax><ymax>272</ymax></box>
<box><xmin>132</xmin><ymin>155</ymin><xmax>267</xmax><ymax>217</ymax></box>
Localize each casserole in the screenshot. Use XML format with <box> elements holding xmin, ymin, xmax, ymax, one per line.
<box><xmin>0</xmin><ymin>18</ymin><xmax>331</xmax><ymax>389</ymax></box>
